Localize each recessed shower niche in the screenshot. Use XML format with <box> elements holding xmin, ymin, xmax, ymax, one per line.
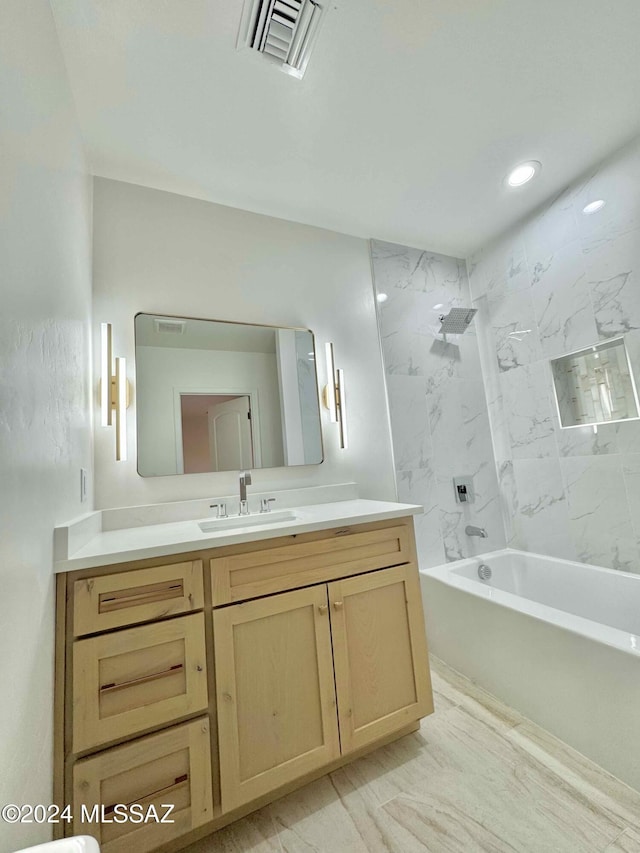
<box><xmin>550</xmin><ymin>337</ymin><xmax>640</xmax><ymax>429</ymax></box>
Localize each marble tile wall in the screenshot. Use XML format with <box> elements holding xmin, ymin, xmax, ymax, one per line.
<box><xmin>371</xmin><ymin>240</ymin><xmax>506</xmax><ymax>568</ymax></box>
<box><xmin>469</xmin><ymin>137</ymin><xmax>640</xmax><ymax>572</ymax></box>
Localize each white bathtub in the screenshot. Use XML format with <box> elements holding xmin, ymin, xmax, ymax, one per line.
<box><xmin>420</xmin><ymin>548</ymin><xmax>640</xmax><ymax>791</ymax></box>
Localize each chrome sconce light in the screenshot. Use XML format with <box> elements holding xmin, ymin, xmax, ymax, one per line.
<box><xmin>100</xmin><ymin>322</ymin><xmax>130</xmax><ymax>461</ymax></box>
<box><xmin>322</xmin><ymin>342</ymin><xmax>348</xmax><ymax>449</ymax></box>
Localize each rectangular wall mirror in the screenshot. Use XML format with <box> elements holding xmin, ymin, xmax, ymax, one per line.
<box><xmin>135</xmin><ymin>314</ymin><xmax>324</xmax><ymax>476</ymax></box>
<box><xmin>551</xmin><ymin>337</ymin><xmax>640</xmax><ymax>429</ymax></box>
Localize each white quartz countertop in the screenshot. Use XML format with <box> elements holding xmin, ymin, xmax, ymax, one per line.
<box><xmin>55</xmin><ymin>499</ymin><xmax>422</xmax><ymax>573</ymax></box>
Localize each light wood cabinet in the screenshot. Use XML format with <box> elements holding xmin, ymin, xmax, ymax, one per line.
<box><xmin>56</xmin><ymin>515</ymin><xmax>433</xmax><ymax>852</ymax></box>
<box><xmin>329</xmin><ymin>564</ymin><xmax>433</xmax><ymax>753</ymax></box>
<box><xmin>214</xmin><ymin>584</ymin><xmax>340</xmax><ymax>811</ymax></box>
<box><xmin>214</xmin><ymin>563</ymin><xmax>432</xmax><ymax>811</ymax></box>
<box><xmin>72</xmin><ymin>613</ymin><xmax>208</xmax><ymax>752</ymax></box>
<box><xmin>73</xmin><ymin>561</ymin><xmax>204</xmax><ymax>636</ymax></box>
<box><xmin>72</xmin><ymin>717</ymin><xmax>213</xmax><ymax>853</ymax></box>
<box><xmin>210</xmin><ymin>522</ymin><xmax>412</xmax><ymax>605</ymax></box>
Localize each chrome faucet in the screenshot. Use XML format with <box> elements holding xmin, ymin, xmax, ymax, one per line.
<box><xmin>239</xmin><ymin>471</ymin><xmax>252</xmax><ymax>515</ymax></box>
<box><xmin>465</xmin><ymin>525</ymin><xmax>488</xmax><ymax>538</ymax></box>
<box><xmin>209</xmin><ymin>501</ymin><xmax>227</xmax><ymax>518</ymax></box>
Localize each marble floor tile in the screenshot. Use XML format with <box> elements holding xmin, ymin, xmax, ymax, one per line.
<box><xmin>332</xmin><ymin>705</ymin><xmax>622</xmax><ymax>853</ymax></box>
<box><xmin>181</xmin><ymin>808</ymin><xmax>282</xmax><ymax>853</ymax></box>
<box><xmin>429</xmin><ymin>658</ymin><xmax>528</xmax><ymax>731</ymax></box>
<box><xmin>506</xmin><ymin>722</ymin><xmax>640</xmax><ymax>834</ymax></box>
<box><xmin>606</xmin><ymin>828</ymin><xmax>640</xmax><ymax>853</ymax></box>
<box><xmin>184</xmin><ymin>657</ymin><xmax>640</xmax><ymax>853</ymax></box>
<box><xmin>270</xmin><ymin>775</ymin><xmax>373</xmax><ymax>853</ymax></box>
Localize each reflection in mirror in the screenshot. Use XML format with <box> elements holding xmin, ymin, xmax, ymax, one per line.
<box><xmin>135</xmin><ymin>314</ymin><xmax>323</xmax><ymax>476</ymax></box>
<box><xmin>551</xmin><ymin>337</ymin><xmax>640</xmax><ymax>429</ymax></box>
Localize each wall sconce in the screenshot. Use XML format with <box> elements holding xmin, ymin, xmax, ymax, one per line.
<box><xmin>322</xmin><ymin>342</ymin><xmax>348</xmax><ymax>449</ymax></box>
<box><xmin>100</xmin><ymin>323</ymin><xmax>130</xmax><ymax>461</ymax></box>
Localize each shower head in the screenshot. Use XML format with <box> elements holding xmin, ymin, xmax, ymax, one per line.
<box><xmin>438</xmin><ymin>307</ymin><xmax>477</xmax><ymax>335</ymax></box>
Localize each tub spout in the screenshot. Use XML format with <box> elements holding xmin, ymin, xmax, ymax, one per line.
<box><xmin>466</xmin><ymin>525</ymin><xmax>488</xmax><ymax>538</ymax></box>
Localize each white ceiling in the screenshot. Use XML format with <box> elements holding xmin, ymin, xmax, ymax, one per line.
<box><xmin>51</xmin><ymin>0</ymin><xmax>640</xmax><ymax>257</ymax></box>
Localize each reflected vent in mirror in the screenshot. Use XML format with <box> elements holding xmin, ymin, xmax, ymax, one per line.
<box><xmin>154</xmin><ymin>318</ymin><xmax>186</xmax><ymax>335</ymax></box>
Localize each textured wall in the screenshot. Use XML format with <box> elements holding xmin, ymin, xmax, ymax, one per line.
<box><xmin>469</xmin><ymin>137</ymin><xmax>640</xmax><ymax>572</ymax></box>
<box><xmin>371</xmin><ymin>240</ymin><xmax>505</xmax><ymax>568</ymax></box>
<box><xmin>92</xmin><ymin>178</ymin><xmax>397</xmax><ymax>507</ymax></box>
<box><xmin>0</xmin><ymin>2</ymin><xmax>93</xmax><ymax>850</ymax></box>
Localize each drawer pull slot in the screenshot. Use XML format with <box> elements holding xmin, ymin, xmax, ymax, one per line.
<box><xmin>103</xmin><ymin>773</ymin><xmax>190</xmax><ymax>815</ymax></box>
<box><xmin>100</xmin><ymin>663</ymin><xmax>184</xmax><ymax>694</ymax></box>
<box><xmin>99</xmin><ymin>581</ymin><xmax>184</xmax><ymax>614</ymax></box>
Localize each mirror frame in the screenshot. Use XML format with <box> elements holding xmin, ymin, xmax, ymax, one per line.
<box><xmin>133</xmin><ymin>312</ymin><xmax>325</xmax><ymax>475</ymax></box>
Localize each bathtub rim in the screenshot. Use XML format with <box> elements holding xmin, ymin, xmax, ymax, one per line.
<box><xmin>421</xmin><ymin>547</ymin><xmax>640</xmax><ymax>659</ymax></box>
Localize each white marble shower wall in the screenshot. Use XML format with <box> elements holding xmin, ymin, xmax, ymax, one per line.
<box><xmin>371</xmin><ymin>240</ymin><xmax>506</xmax><ymax>568</ymax></box>
<box><xmin>468</xmin><ymin>137</ymin><xmax>640</xmax><ymax>572</ymax></box>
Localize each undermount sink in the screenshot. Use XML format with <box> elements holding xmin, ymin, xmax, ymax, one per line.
<box><xmin>198</xmin><ymin>510</ymin><xmax>300</xmax><ymax>533</ymax></box>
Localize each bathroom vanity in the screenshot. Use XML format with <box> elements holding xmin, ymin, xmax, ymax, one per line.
<box><xmin>54</xmin><ymin>500</ymin><xmax>433</xmax><ymax>852</ymax></box>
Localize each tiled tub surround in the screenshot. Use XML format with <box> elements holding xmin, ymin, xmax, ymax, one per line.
<box><xmin>469</xmin><ymin>137</ymin><xmax>640</xmax><ymax>573</ymax></box>
<box><xmin>371</xmin><ymin>240</ymin><xmax>505</xmax><ymax>568</ymax></box>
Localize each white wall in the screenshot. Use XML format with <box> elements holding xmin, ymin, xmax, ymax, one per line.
<box><xmin>0</xmin><ymin>2</ymin><xmax>93</xmax><ymax>850</ymax></box>
<box><xmin>136</xmin><ymin>345</ymin><xmax>284</xmax><ymax>474</ymax></box>
<box><xmin>469</xmin><ymin>136</ymin><xmax>640</xmax><ymax>572</ymax></box>
<box><xmin>93</xmin><ymin>178</ymin><xmax>396</xmax><ymax>507</ymax></box>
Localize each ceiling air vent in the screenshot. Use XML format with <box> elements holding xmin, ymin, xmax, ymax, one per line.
<box><xmin>153</xmin><ymin>318</ymin><xmax>186</xmax><ymax>335</ymax></box>
<box><xmin>238</xmin><ymin>0</ymin><xmax>324</xmax><ymax>79</ymax></box>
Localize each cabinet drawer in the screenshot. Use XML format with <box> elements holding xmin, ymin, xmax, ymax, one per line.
<box><xmin>211</xmin><ymin>521</ymin><xmax>412</xmax><ymax>605</ymax></box>
<box><xmin>72</xmin><ymin>717</ymin><xmax>213</xmax><ymax>853</ymax></box>
<box><xmin>72</xmin><ymin>613</ymin><xmax>208</xmax><ymax>753</ymax></box>
<box><xmin>73</xmin><ymin>561</ymin><xmax>204</xmax><ymax>637</ymax></box>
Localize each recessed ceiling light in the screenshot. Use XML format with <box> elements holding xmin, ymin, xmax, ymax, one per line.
<box><xmin>506</xmin><ymin>161</ymin><xmax>541</xmax><ymax>188</ymax></box>
<box><xmin>377</xmin><ymin>293</ymin><xmax>388</xmax><ymax>303</ymax></box>
<box><xmin>432</xmin><ymin>303</ymin><xmax>444</xmax><ymax>310</ymax></box>
<box><xmin>582</xmin><ymin>199</ymin><xmax>606</xmax><ymax>215</ymax></box>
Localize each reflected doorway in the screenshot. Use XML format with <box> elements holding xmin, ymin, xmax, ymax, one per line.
<box><xmin>179</xmin><ymin>393</ymin><xmax>255</xmax><ymax>474</ymax></box>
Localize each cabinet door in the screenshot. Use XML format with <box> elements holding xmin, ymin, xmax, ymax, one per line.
<box><xmin>73</xmin><ymin>613</ymin><xmax>208</xmax><ymax>752</ymax></box>
<box><xmin>329</xmin><ymin>565</ymin><xmax>433</xmax><ymax>754</ymax></box>
<box><xmin>214</xmin><ymin>585</ymin><xmax>340</xmax><ymax>811</ymax></box>
<box><xmin>72</xmin><ymin>717</ymin><xmax>213</xmax><ymax>853</ymax></box>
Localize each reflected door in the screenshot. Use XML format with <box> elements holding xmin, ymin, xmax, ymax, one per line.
<box><xmin>208</xmin><ymin>396</ymin><xmax>254</xmax><ymax>472</ymax></box>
